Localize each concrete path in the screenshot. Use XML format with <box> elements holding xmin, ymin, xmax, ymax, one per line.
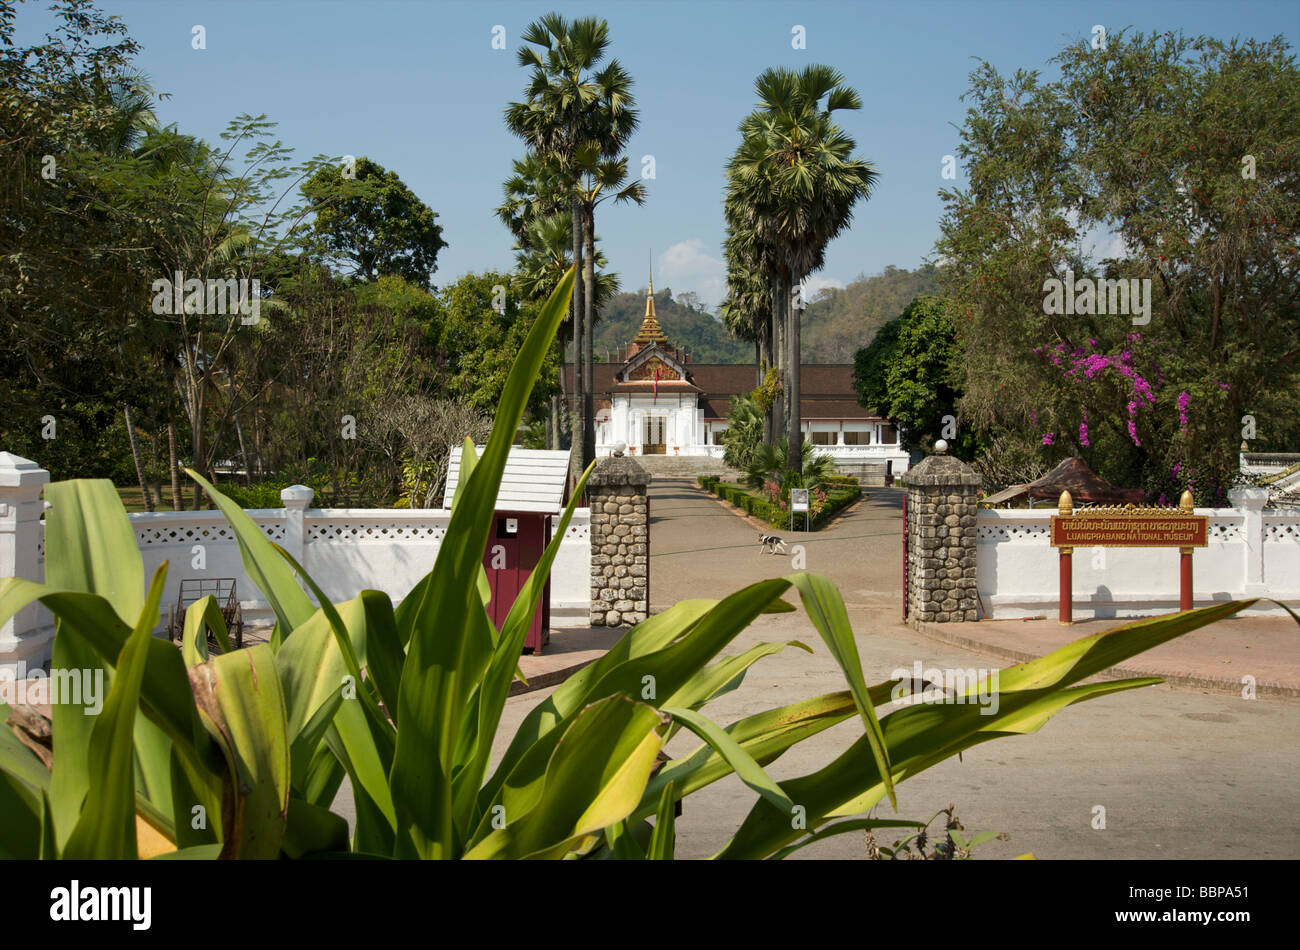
<box><xmin>494</xmin><ymin>476</ymin><xmax>1300</xmax><ymax>859</ymax></box>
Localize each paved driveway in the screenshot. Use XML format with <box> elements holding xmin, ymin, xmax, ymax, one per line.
<box><xmin>494</xmin><ymin>477</ymin><xmax>1300</xmax><ymax>859</ymax></box>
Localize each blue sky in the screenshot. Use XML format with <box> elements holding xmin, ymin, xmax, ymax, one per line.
<box><xmin>16</xmin><ymin>0</ymin><xmax>1298</xmax><ymax>307</ymax></box>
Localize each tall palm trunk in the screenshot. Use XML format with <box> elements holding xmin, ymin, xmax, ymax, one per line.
<box><xmin>148</xmin><ymin>428</ymin><xmax>163</xmax><ymax>511</ymax></box>
<box><xmin>123</xmin><ymin>404</ymin><xmax>155</xmax><ymax>511</ymax></box>
<box><xmin>771</xmin><ymin>281</ymin><xmax>787</xmax><ymax>445</ymax></box>
<box><xmin>569</xmin><ymin>196</ymin><xmax>585</xmax><ymax>474</ymax></box>
<box><xmin>786</xmin><ymin>267</ymin><xmax>803</xmax><ymax>475</ymax></box>
<box><xmin>582</xmin><ymin>205</ymin><xmax>596</xmax><ymax>468</ymax></box>
<box><xmin>167</xmin><ymin>413</ymin><xmax>181</xmax><ymax>510</ymax></box>
<box><xmin>235</xmin><ymin>415</ymin><xmax>252</xmax><ymax>487</ymax></box>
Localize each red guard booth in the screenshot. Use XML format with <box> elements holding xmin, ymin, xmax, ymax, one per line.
<box><xmin>444</xmin><ymin>447</ymin><xmax>572</xmax><ymax>654</ymax></box>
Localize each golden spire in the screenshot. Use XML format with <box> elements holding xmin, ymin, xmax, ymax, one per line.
<box><xmin>633</xmin><ymin>258</ymin><xmax>667</xmax><ymax>345</ymax></box>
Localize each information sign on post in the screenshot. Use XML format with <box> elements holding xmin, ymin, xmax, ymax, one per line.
<box><xmin>789</xmin><ymin>488</ymin><xmax>810</xmax><ymax>532</ymax></box>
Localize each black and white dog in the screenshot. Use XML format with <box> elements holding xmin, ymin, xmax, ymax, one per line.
<box><xmin>758</xmin><ymin>532</ymin><xmax>786</xmax><ymax>555</ymax></box>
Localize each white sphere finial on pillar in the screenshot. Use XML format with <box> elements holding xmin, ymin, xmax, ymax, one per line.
<box><xmin>934</xmin><ymin>439</ymin><xmax>949</xmax><ymax>455</ymax></box>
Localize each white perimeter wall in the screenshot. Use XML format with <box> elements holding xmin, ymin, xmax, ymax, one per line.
<box><xmin>128</xmin><ymin>507</ymin><xmax>592</xmax><ymax>628</ymax></box>
<box><xmin>976</xmin><ymin>503</ymin><xmax>1299</xmax><ymax>618</ymax></box>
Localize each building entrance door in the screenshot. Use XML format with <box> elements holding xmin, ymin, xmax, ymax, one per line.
<box><xmin>643</xmin><ymin>416</ymin><xmax>666</xmax><ymax>454</ymax></box>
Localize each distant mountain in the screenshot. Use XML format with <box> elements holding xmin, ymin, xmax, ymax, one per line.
<box><xmin>583</xmin><ymin>264</ymin><xmax>943</xmax><ymax>365</ymax></box>
<box><xmin>800</xmin><ymin>264</ymin><xmax>943</xmax><ymax>362</ymax></box>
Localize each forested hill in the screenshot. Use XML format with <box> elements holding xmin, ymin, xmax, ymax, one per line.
<box><xmin>590</xmin><ymin>264</ymin><xmax>943</xmax><ymax>364</ymax></box>
<box><xmin>800</xmin><ymin>264</ymin><xmax>943</xmax><ymax>362</ymax></box>
<box><xmin>591</xmin><ymin>288</ymin><xmax>752</xmax><ymax>363</ymax></box>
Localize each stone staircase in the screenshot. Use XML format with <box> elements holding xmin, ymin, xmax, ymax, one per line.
<box><xmin>627</xmin><ymin>454</ymin><xmax>739</xmax><ymax>478</ymax></box>
<box><xmin>831</xmin><ymin>461</ymin><xmax>890</xmax><ymax>486</ymax></box>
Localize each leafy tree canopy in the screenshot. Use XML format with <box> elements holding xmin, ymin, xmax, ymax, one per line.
<box><xmin>853</xmin><ymin>296</ymin><xmax>972</xmax><ymax>456</ymax></box>
<box><xmin>935</xmin><ymin>30</ymin><xmax>1299</xmax><ymax>503</ymax></box>
<box><xmin>301</xmin><ymin>156</ymin><xmax>447</xmax><ymax>287</ymax></box>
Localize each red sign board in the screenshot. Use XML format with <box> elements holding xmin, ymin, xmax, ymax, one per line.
<box><xmin>1050</xmin><ymin>514</ymin><xmax>1208</xmax><ymax>548</ymax></box>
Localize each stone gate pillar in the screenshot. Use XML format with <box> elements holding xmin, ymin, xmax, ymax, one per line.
<box><xmin>902</xmin><ymin>444</ymin><xmax>982</xmax><ymax>623</ymax></box>
<box><xmin>588</xmin><ymin>453</ymin><xmax>651</xmax><ymax>626</ymax></box>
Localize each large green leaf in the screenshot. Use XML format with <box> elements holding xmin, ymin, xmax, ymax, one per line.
<box><xmin>189</xmin><ymin>643</ymin><xmax>291</xmax><ymax>859</ymax></box>
<box><xmin>0</xmin><ymin>762</ymin><xmax>42</xmax><ymax>859</ymax></box>
<box><xmin>665</xmin><ymin>639</ymin><xmax>812</xmax><ymax>718</ymax></box>
<box><xmin>0</xmin><ymin>578</ymin><xmax>223</xmax><ymax>787</ymax></box>
<box><xmin>463</xmin><ymin>695</ymin><xmax>665</xmax><ymax>860</ymax></box>
<box><xmin>470</xmin><ymin>579</ymin><xmax>791</xmax><ymax>848</ymax></box>
<box><xmin>634</xmin><ymin>683</ymin><xmax>902</xmax><ymax>823</ymax></box>
<box><xmin>718</xmin><ymin>676</ymin><xmax>1157</xmax><ymax>859</ymax></box>
<box><xmin>453</xmin><ymin>458</ymin><xmax>596</xmax><ymax>832</ymax></box>
<box><xmin>40</xmin><ymin>480</ymin><xmax>143</xmax><ymax>850</ymax></box>
<box><xmin>42</xmin><ymin>480</ymin><xmax>144</xmax><ymax>622</ymax></box>
<box><xmin>645</xmin><ymin>781</ymin><xmax>676</xmax><ymax>860</ymax></box>
<box><xmin>0</xmin><ymin>701</ymin><xmax>51</xmax><ymax>799</ymax></box>
<box><xmin>180</xmin><ymin>594</ymin><xmax>233</xmax><ymax>667</ymax></box>
<box><xmin>478</xmin><ymin>597</ymin><xmax>719</xmax><ymax>813</ymax></box>
<box><xmin>786</xmin><ymin>572</ymin><xmax>895</xmax><ymax>808</ymax></box>
<box><xmin>357</xmin><ymin>590</ymin><xmax>403</xmax><ymax>720</ymax></box>
<box><xmin>390</xmin><ymin>265</ymin><xmax>575</xmax><ymax>858</ymax></box>
<box><xmin>62</xmin><ymin>564</ymin><xmax>166</xmax><ymax>859</ymax></box>
<box><xmin>767</xmin><ymin>818</ymin><xmax>926</xmax><ymax>860</ymax></box>
<box><xmin>186</xmin><ymin>468</ymin><xmax>315</xmax><ymax>635</ymax></box>
<box><xmin>662</xmin><ymin>706</ymin><xmax>794</xmax><ymax>815</ymax></box>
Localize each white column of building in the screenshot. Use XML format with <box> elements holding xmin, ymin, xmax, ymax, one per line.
<box><xmin>1229</xmin><ymin>486</ymin><xmax>1269</xmax><ymax>596</ymax></box>
<box><xmin>0</xmin><ymin>452</ymin><xmax>53</xmax><ymax>665</ymax></box>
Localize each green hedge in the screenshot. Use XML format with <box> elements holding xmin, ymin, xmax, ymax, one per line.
<box><xmin>696</xmin><ymin>477</ymin><xmax>861</xmax><ymax>531</ymax></box>
<box><xmin>821</xmin><ymin>474</ymin><xmax>861</xmax><ymax>490</ymax></box>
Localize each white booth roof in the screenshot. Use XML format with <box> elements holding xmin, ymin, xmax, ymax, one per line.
<box><xmin>443</xmin><ymin>446</ymin><xmax>570</xmax><ymax>513</ymax></box>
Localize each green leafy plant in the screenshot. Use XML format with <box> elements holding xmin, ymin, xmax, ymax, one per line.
<box><xmin>864</xmin><ymin>803</ymin><xmax>1011</xmax><ymax>860</ymax></box>
<box><xmin>2</xmin><ymin>268</ymin><xmax>1292</xmax><ymax>860</ymax></box>
<box><xmin>744</xmin><ymin>440</ymin><xmax>834</xmax><ymax>492</ymax></box>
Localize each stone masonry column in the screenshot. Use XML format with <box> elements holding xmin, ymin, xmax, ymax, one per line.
<box><xmin>901</xmin><ymin>444</ymin><xmax>982</xmax><ymax>623</ymax></box>
<box><xmin>588</xmin><ymin>453</ymin><xmax>651</xmax><ymax>626</ymax></box>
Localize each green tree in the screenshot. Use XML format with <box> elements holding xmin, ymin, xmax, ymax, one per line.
<box><xmin>854</xmin><ymin>296</ymin><xmax>971</xmax><ymax>456</ymax></box>
<box><xmin>721</xmin><ymin>394</ymin><xmax>763</xmax><ymax>469</ymax></box>
<box><xmin>438</xmin><ymin>271</ymin><xmax>559</xmax><ymax>419</ymax></box>
<box><xmin>301</xmin><ymin>156</ymin><xmax>447</xmax><ymax>287</ymax></box>
<box><xmin>725</xmin><ymin>66</ymin><xmax>879</xmax><ymax>474</ymax></box>
<box><xmin>0</xmin><ymin>0</ymin><xmax>147</xmax><ymax>483</ymax></box>
<box><xmin>506</xmin><ymin>13</ymin><xmax>640</xmax><ymax>473</ymax></box>
<box><xmin>936</xmin><ymin>30</ymin><xmax>1300</xmax><ymax>503</ymax></box>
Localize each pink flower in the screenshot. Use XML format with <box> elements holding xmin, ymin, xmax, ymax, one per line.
<box><xmin>1127</xmin><ymin>419</ymin><xmax>1141</xmax><ymax>446</ymax></box>
<box><xmin>1079</xmin><ymin>423</ymin><xmax>1090</xmax><ymax>447</ymax></box>
<box><xmin>1042</xmin><ymin>432</ymin><xmax>1055</xmax><ymax>446</ymax></box>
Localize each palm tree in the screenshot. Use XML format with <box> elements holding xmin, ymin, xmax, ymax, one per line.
<box><xmin>574</xmin><ymin>145</ymin><xmax>644</xmax><ymax>462</ymax></box>
<box><xmin>505</xmin><ymin>13</ymin><xmax>640</xmax><ymax>473</ymax></box>
<box><xmin>512</xmin><ymin>208</ymin><xmax>620</xmax><ymax>449</ymax></box>
<box><xmin>725</xmin><ymin>66</ymin><xmax>878</xmax><ymax>474</ymax></box>
<box><xmin>744</xmin><ymin>439</ymin><xmax>835</xmax><ymax>492</ymax></box>
<box><xmin>720</xmin><ymin>394</ymin><xmax>763</xmax><ymax>469</ymax></box>
<box><xmin>720</xmin><ymin>244</ymin><xmax>774</xmax><ymax>388</ymax></box>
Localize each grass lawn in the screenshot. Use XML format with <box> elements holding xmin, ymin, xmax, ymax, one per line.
<box><xmin>113</xmin><ymin>483</ymin><xmax>244</xmax><ymax>513</ymax></box>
